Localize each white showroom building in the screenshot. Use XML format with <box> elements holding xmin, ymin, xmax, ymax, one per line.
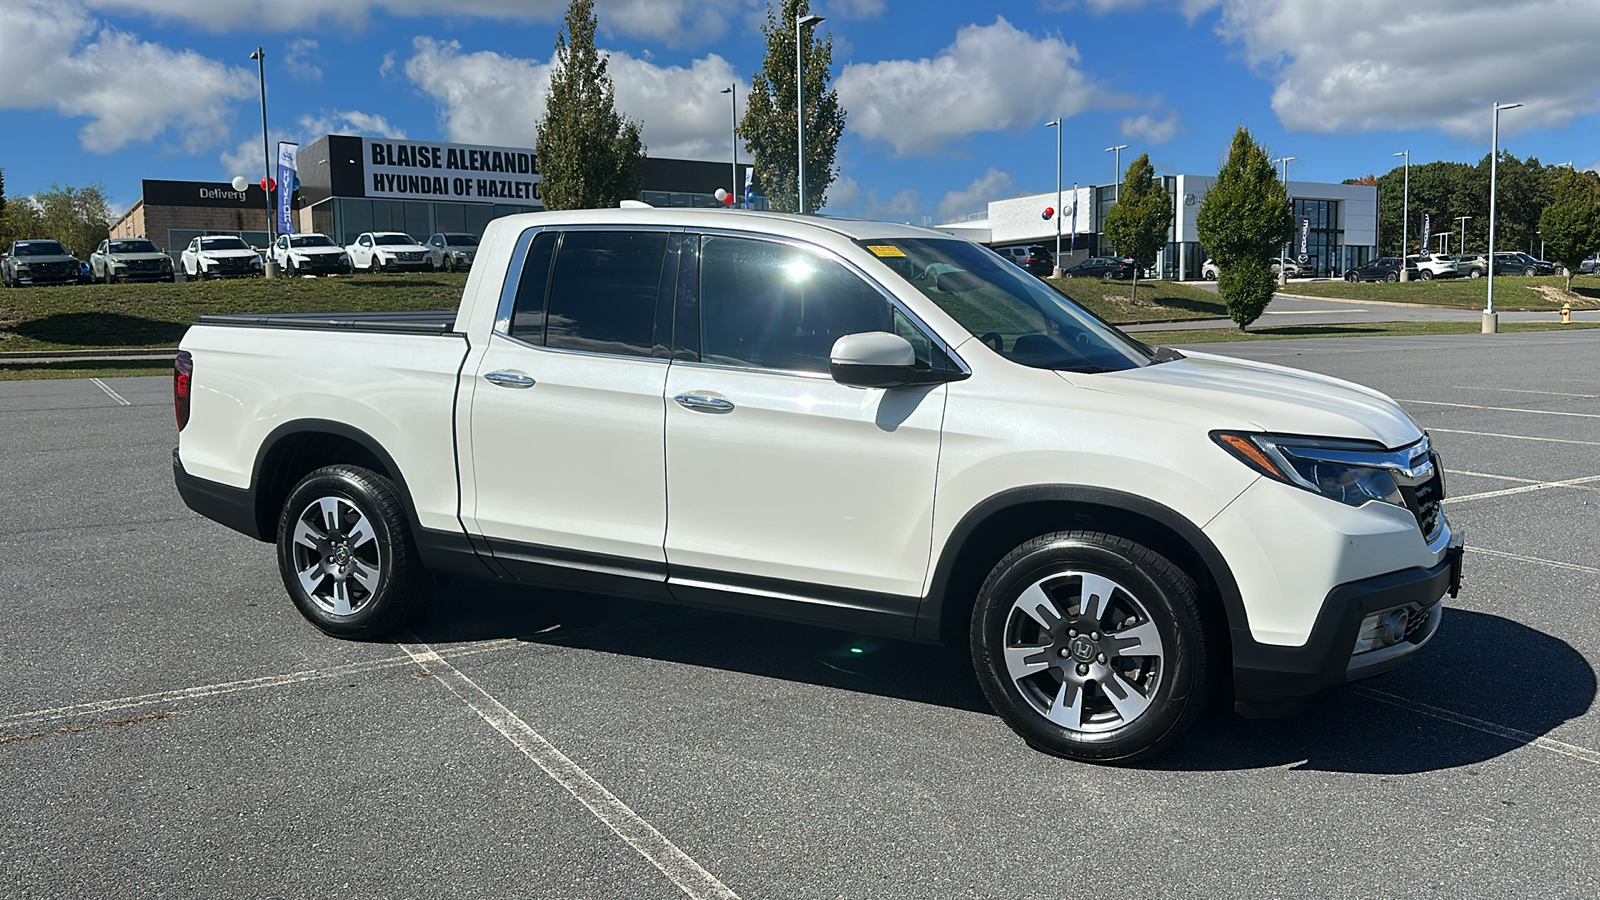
<box><xmin>936</xmin><ymin>175</ymin><xmax>1378</xmax><ymax>281</ymax></box>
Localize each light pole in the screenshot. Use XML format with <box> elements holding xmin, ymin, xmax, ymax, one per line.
<box><xmin>249</xmin><ymin>47</ymin><xmax>277</xmax><ymax>277</ymax></box>
<box><xmin>720</xmin><ymin>84</ymin><xmax>738</xmax><ymax>207</ymax></box>
<box><xmin>1393</xmin><ymin>150</ymin><xmax>1410</xmax><ymax>280</ymax></box>
<box><xmin>795</xmin><ymin>13</ymin><xmax>824</xmax><ymax>214</ymax></box>
<box><xmin>1456</xmin><ymin>215</ymin><xmax>1472</xmax><ymax>255</ymax></box>
<box><xmin>1272</xmin><ymin>156</ymin><xmax>1296</xmax><ymax>284</ymax></box>
<box><xmin>1486</xmin><ymin>101</ymin><xmax>1522</xmax><ymax>333</ymax></box>
<box><xmin>1104</xmin><ymin>144</ymin><xmax>1129</xmax><ymax>201</ymax></box>
<box><xmin>1047</xmin><ymin>119</ymin><xmax>1062</xmax><ymax>276</ymax></box>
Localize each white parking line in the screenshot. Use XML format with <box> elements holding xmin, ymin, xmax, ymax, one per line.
<box><xmin>1466</xmin><ymin>546</ymin><xmax>1600</xmax><ymax>576</ymax></box>
<box><xmin>1356</xmin><ymin>687</ymin><xmax>1600</xmax><ymax>767</ymax></box>
<box><xmin>1428</xmin><ymin>428</ymin><xmax>1600</xmax><ymax>447</ymax></box>
<box><xmin>0</xmin><ymin>640</ymin><xmax>521</xmax><ymax>732</ymax></box>
<box><xmin>90</xmin><ymin>378</ymin><xmax>131</xmax><ymax>406</ymax></box>
<box><xmin>1447</xmin><ymin>470</ymin><xmax>1540</xmax><ymax>483</ymax></box>
<box><xmin>1399</xmin><ymin>399</ymin><xmax>1600</xmax><ymax>420</ymax></box>
<box><xmin>398</xmin><ymin>637</ymin><xmax>740</xmax><ymax>900</ymax></box>
<box><xmin>1449</xmin><ymin>385</ymin><xmax>1600</xmax><ymax>399</ymax></box>
<box><xmin>1445</xmin><ymin>474</ymin><xmax>1600</xmax><ymax>503</ymax></box>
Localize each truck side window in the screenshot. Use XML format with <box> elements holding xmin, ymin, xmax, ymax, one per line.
<box><xmin>544</xmin><ymin>230</ymin><xmax>669</xmax><ymax>358</ymax></box>
<box><xmin>698</xmin><ymin>235</ymin><xmax>893</xmax><ymax>374</ymax></box>
<box><xmin>508</xmin><ymin>231</ymin><xmax>558</xmax><ymax>343</ymax></box>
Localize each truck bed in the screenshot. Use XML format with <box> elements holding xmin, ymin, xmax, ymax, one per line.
<box><xmin>192</xmin><ymin>309</ymin><xmax>459</xmax><ymax>335</ymax></box>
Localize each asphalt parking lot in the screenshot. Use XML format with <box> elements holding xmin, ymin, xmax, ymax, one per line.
<box><xmin>3</xmin><ymin>330</ymin><xmax>1598</xmax><ymax>899</ymax></box>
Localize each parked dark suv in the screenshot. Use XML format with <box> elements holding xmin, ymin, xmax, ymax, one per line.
<box><xmin>995</xmin><ymin>245</ymin><xmax>1055</xmax><ymax>276</ymax></box>
<box><xmin>1061</xmin><ymin>256</ymin><xmax>1135</xmax><ymax>280</ymax></box>
<box><xmin>1343</xmin><ymin>257</ymin><xmax>1419</xmax><ymax>283</ymax></box>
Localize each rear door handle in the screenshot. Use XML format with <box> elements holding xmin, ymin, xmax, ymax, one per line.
<box><xmin>484</xmin><ymin>370</ymin><xmax>536</xmax><ymax>388</ymax></box>
<box><xmin>674</xmin><ymin>393</ymin><xmax>735</xmax><ymax>413</ymax></box>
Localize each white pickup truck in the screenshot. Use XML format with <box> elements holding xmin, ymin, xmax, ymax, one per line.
<box><xmin>173</xmin><ymin>208</ymin><xmax>1462</xmax><ymax>762</ymax></box>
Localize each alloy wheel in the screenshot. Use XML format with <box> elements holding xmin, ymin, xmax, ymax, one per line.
<box><xmin>289</xmin><ymin>495</ymin><xmax>383</xmax><ymax>617</ymax></box>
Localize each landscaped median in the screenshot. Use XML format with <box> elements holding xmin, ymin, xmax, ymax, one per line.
<box><xmin>1135</xmin><ymin>319</ymin><xmax>1600</xmax><ymax>345</ymax></box>
<box><xmin>1283</xmin><ymin>274</ymin><xmax>1600</xmax><ymax>311</ymax></box>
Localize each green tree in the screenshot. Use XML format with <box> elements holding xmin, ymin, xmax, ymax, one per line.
<box><xmin>1196</xmin><ymin>126</ymin><xmax>1292</xmax><ymax>329</ymax></box>
<box><xmin>740</xmin><ymin>0</ymin><xmax>846</xmax><ymax>213</ymax></box>
<box><xmin>533</xmin><ymin>0</ymin><xmax>645</xmax><ymax>210</ymax></box>
<box><xmin>1102</xmin><ymin>153</ymin><xmax>1173</xmax><ymax>305</ymax></box>
<box><xmin>36</xmin><ymin>182</ymin><xmax>111</xmax><ymax>256</ymax></box>
<box><xmin>1538</xmin><ymin>168</ymin><xmax>1600</xmax><ymax>291</ymax></box>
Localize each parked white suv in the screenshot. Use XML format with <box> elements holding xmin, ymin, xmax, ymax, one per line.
<box><xmin>271</xmin><ymin>233</ymin><xmax>353</xmax><ymax>276</ymax></box>
<box><xmin>425</xmin><ymin>232</ymin><xmax>480</xmax><ymax>272</ymax></box>
<box><xmin>1201</xmin><ymin>258</ymin><xmax>1297</xmax><ymax>280</ymax></box>
<box><xmin>181</xmin><ymin>235</ymin><xmax>263</xmax><ymax>279</ymax></box>
<box><xmin>1405</xmin><ymin>254</ymin><xmax>1459</xmax><ymax>280</ymax></box>
<box><xmin>345</xmin><ymin>232</ymin><xmax>434</xmax><ymax>273</ymax></box>
<box><xmin>173</xmin><ymin>209</ymin><xmax>1462</xmax><ymax>762</ymax></box>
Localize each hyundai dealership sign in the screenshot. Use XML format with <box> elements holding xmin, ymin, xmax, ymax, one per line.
<box><xmin>362</xmin><ymin>138</ymin><xmax>542</xmax><ymax>205</ymax></box>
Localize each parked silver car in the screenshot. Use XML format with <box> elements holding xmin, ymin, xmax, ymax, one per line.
<box><xmin>90</xmin><ymin>238</ymin><xmax>175</xmax><ymax>284</ymax></box>
<box><xmin>2</xmin><ymin>239</ymin><xmax>82</xmax><ymax>287</ymax></box>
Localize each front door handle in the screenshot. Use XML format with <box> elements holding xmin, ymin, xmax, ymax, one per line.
<box><xmin>674</xmin><ymin>393</ymin><xmax>735</xmax><ymax>413</ymax></box>
<box><xmin>484</xmin><ymin>370</ymin><xmax>536</xmax><ymax>389</ymax></box>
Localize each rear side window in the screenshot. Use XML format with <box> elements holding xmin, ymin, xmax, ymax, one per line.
<box><xmin>698</xmin><ymin>235</ymin><xmax>892</xmax><ymax>374</ymax></box>
<box><xmin>544</xmin><ymin>231</ymin><xmax>671</xmax><ymax>358</ymax></box>
<box><xmin>508</xmin><ymin>231</ymin><xmax>559</xmax><ymax>342</ymax></box>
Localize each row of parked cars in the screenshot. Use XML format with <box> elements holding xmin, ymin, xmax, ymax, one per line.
<box><xmin>0</xmin><ymin>231</ymin><xmax>482</xmax><ymax>286</ymax></box>
<box><xmin>994</xmin><ymin>245</ymin><xmax>1142</xmax><ymax>280</ymax></box>
<box><xmin>1342</xmin><ymin>252</ymin><xmax>1561</xmax><ymax>283</ymax></box>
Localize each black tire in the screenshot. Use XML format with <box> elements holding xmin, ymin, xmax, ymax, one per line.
<box><xmin>1385</xmin><ymin>272</ymin><xmax>1398</xmax><ymax>282</ymax></box>
<box><xmin>1062</xmin><ymin>272</ymin><xmax>1074</xmax><ymax>279</ymax></box>
<box><xmin>1345</xmin><ymin>272</ymin><xmax>1357</xmax><ymax>282</ymax></box>
<box><xmin>970</xmin><ymin>531</ymin><xmax>1214</xmax><ymax>763</ymax></box>
<box><xmin>1469</xmin><ymin>268</ymin><xmax>1482</xmax><ymax>279</ymax></box>
<box><xmin>276</xmin><ymin>464</ymin><xmax>431</xmax><ymax>639</ymax></box>
<box><xmin>1102</xmin><ymin>271</ymin><xmax>1114</xmax><ymax>280</ymax></box>
<box><xmin>1523</xmin><ymin>267</ymin><xmax>1536</xmax><ymax>277</ymax></box>
<box><xmin>442</xmin><ymin>255</ymin><xmax>455</xmax><ymax>273</ymax></box>
<box><xmin>1419</xmin><ymin>270</ymin><xmax>1432</xmax><ymax>281</ymax></box>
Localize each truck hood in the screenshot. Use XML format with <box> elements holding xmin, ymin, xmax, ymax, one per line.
<box><xmin>198</xmin><ymin>249</ymin><xmax>259</xmax><ymax>260</ymax></box>
<box><xmin>1066</xmin><ymin>350</ymin><xmax>1423</xmax><ymax>448</ymax></box>
<box><xmin>370</xmin><ymin>243</ymin><xmax>427</xmax><ymax>253</ymax></box>
<box><xmin>13</xmin><ymin>253</ymin><xmax>76</xmax><ymax>264</ymax></box>
<box><xmin>286</xmin><ymin>247</ymin><xmax>346</xmax><ymax>256</ymax></box>
<box><xmin>107</xmin><ymin>251</ymin><xmax>170</xmax><ymax>263</ymax></box>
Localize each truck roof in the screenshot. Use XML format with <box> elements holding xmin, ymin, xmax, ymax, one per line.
<box><xmin>486</xmin><ymin>208</ymin><xmax>956</xmax><ymax>244</ymax></box>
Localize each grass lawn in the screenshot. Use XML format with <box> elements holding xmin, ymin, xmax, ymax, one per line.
<box><xmin>1134</xmin><ymin>320</ymin><xmax>1600</xmax><ymax>344</ymax></box>
<box><xmin>0</xmin><ymin>273</ymin><xmax>469</xmax><ymax>354</ymax></box>
<box><xmin>1042</xmin><ymin>276</ymin><xmax>1229</xmax><ymax>323</ymax></box>
<box><xmin>0</xmin><ymin>358</ymin><xmax>176</xmax><ymax>381</ymax></box>
<box><xmin>1285</xmin><ymin>274</ymin><xmax>1600</xmax><ymax>311</ymax></box>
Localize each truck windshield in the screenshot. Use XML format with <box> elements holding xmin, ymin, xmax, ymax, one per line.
<box><xmin>374</xmin><ymin>235</ymin><xmax>415</xmax><ymax>246</ymax></box>
<box><xmin>444</xmin><ymin>234</ymin><xmax>479</xmax><ymax>246</ymax></box>
<box><xmin>289</xmin><ymin>235</ymin><xmax>336</xmax><ymax>248</ymax></box>
<box><xmin>109</xmin><ymin>240</ymin><xmax>159</xmax><ymax>254</ymax></box>
<box><xmin>857</xmin><ymin>238</ymin><xmax>1152</xmax><ymax>373</ymax></box>
<box><xmin>15</xmin><ymin>242</ymin><xmax>68</xmax><ymax>256</ymax></box>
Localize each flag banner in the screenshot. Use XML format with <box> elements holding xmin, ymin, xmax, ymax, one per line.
<box><xmin>1297</xmin><ymin>215</ymin><xmax>1310</xmax><ymax>265</ymax></box>
<box><xmin>1420</xmin><ymin>213</ymin><xmax>1431</xmax><ymax>255</ymax></box>
<box><xmin>276</xmin><ymin>142</ymin><xmax>299</xmax><ymax>235</ymax></box>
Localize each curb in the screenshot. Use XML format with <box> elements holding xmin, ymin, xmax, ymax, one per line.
<box><xmin>0</xmin><ymin>348</ymin><xmax>176</xmax><ymax>362</ymax></box>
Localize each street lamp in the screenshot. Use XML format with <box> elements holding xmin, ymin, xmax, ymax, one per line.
<box><xmin>1456</xmin><ymin>215</ymin><xmax>1472</xmax><ymax>255</ymax></box>
<box><xmin>795</xmin><ymin>13</ymin><xmax>825</xmax><ymax>214</ymax></box>
<box><xmin>1273</xmin><ymin>155</ymin><xmax>1296</xmax><ymax>284</ymax></box>
<box><xmin>249</xmin><ymin>47</ymin><xmax>277</xmax><ymax>278</ymax></box>
<box><xmin>1394</xmin><ymin>150</ymin><xmax>1410</xmax><ymax>280</ymax></box>
<box><xmin>720</xmin><ymin>84</ymin><xmax>738</xmax><ymax>208</ymax></box>
<box><xmin>1047</xmin><ymin>119</ymin><xmax>1062</xmax><ymax>276</ymax></box>
<box><xmin>1486</xmin><ymin>101</ymin><xmax>1522</xmax><ymax>333</ymax></box>
<box><xmin>1104</xmin><ymin>144</ymin><xmax>1129</xmax><ymax>202</ymax></box>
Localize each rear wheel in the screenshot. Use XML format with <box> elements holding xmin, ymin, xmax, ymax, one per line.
<box><xmin>1524</xmin><ymin>266</ymin><xmax>1536</xmax><ymax>277</ymax></box>
<box><xmin>276</xmin><ymin>465</ymin><xmax>431</xmax><ymax>639</ymax></box>
<box><xmin>1469</xmin><ymin>268</ymin><xmax>1482</xmax><ymax>279</ymax></box>
<box><xmin>1345</xmin><ymin>272</ymin><xmax>1357</xmax><ymax>282</ymax></box>
<box><xmin>1420</xmin><ymin>270</ymin><xmax>1433</xmax><ymax>281</ymax></box>
<box><xmin>1386</xmin><ymin>272</ymin><xmax>1398</xmax><ymax>282</ymax></box>
<box><xmin>1102</xmin><ymin>271</ymin><xmax>1114</xmax><ymax>280</ymax></box>
<box><xmin>971</xmin><ymin>532</ymin><xmax>1213</xmax><ymax>763</ymax></box>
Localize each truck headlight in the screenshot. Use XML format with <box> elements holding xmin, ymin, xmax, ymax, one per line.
<box><xmin>1211</xmin><ymin>432</ymin><xmax>1434</xmax><ymax>509</ymax></box>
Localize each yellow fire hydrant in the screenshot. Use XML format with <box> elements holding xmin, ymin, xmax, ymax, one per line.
<box><xmin>1562</xmin><ymin>303</ymin><xmax>1572</xmax><ymax>324</ymax></box>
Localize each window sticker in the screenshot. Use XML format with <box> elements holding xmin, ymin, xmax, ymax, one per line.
<box><xmin>866</xmin><ymin>245</ymin><xmax>906</xmax><ymax>258</ymax></box>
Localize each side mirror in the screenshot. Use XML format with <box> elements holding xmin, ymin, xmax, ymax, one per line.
<box><xmin>830</xmin><ymin>332</ymin><xmax>917</xmax><ymax>389</ymax></box>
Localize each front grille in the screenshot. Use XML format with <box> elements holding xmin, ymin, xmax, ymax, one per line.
<box><xmin>1401</xmin><ymin>469</ymin><xmax>1444</xmax><ymax>541</ymax></box>
<box><xmin>396</xmin><ymin>251</ymin><xmax>423</xmax><ymax>262</ymax></box>
<box><xmin>128</xmin><ymin>259</ymin><xmax>160</xmax><ymax>270</ymax></box>
<box><xmin>34</xmin><ymin>261</ymin><xmax>75</xmax><ymax>276</ymax></box>
<box><xmin>218</xmin><ymin>256</ymin><xmax>251</xmax><ymax>267</ymax></box>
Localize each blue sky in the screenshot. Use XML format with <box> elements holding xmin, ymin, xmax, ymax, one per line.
<box><xmin>3</xmin><ymin>0</ymin><xmax>1598</xmax><ymax>224</ymax></box>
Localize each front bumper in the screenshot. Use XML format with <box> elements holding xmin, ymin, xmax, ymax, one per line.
<box><xmin>1232</xmin><ymin>542</ymin><xmax>1462</xmax><ymax>717</ymax></box>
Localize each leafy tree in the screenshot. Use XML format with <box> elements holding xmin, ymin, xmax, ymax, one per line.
<box><xmin>533</xmin><ymin>0</ymin><xmax>645</xmax><ymax>210</ymax></box>
<box><xmin>1196</xmin><ymin>126</ymin><xmax>1292</xmax><ymax>329</ymax></box>
<box><xmin>0</xmin><ymin>169</ymin><xmax>7</xmax><ymax>224</ymax></box>
<box><xmin>36</xmin><ymin>183</ymin><xmax>112</xmax><ymax>256</ymax></box>
<box><xmin>1538</xmin><ymin>168</ymin><xmax>1600</xmax><ymax>291</ymax></box>
<box><xmin>1101</xmin><ymin>153</ymin><xmax>1172</xmax><ymax>304</ymax></box>
<box><xmin>740</xmin><ymin>0</ymin><xmax>846</xmax><ymax>213</ymax></box>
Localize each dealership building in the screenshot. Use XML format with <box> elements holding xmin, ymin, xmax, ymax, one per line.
<box><xmin>934</xmin><ymin>175</ymin><xmax>1379</xmax><ymax>280</ymax></box>
<box><xmin>112</xmin><ymin>133</ymin><xmax>756</xmax><ymax>255</ymax></box>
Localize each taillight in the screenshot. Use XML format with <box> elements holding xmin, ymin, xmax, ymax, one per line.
<box><xmin>174</xmin><ymin>350</ymin><xmax>192</xmax><ymax>430</ymax></box>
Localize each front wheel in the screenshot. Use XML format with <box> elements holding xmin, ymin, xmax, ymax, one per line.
<box><xmin>970</xmin><ymin>532</ymin><xmax>1214</xmax><ymax>763</ymax></box>
<box><xmin>1524</xmin><ymin>267</ymin><xmax>1536</xmax><ymax>277</ymax></box>
<box><xmin>1420</xmin><ymin>270</ymin><xmax>1433</xmax><ymax>281</ymax></box>
<box><xmin>442</xmin><ymin>255</ymin><xmax>455</xmax><ymax>273</ymax></box>
<box><xmin>1345</xmin><ymin>272</ymin><xmax>1357</xmax><ymax>282</ymax></box>
<box><xmin>276</xmin><ymin>465</ymin><xmax>431</xmax><ymax>639</ymax></box>
<box><xmin>1386</xmin><ymin>272</ymin><xmax>1398</xmax><ymax>282</ymax></box>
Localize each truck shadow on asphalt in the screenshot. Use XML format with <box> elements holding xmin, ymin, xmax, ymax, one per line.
<box><xmin>407</xmin><ymin>585</ymin><xmax>1595</xmax><ymax>774</ymax></box>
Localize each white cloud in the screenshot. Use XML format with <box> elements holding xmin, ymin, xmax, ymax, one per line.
<box><xmin>1200</xmin><ymin>0</ymin><xmax>1600</xmax><ymax>139</ymax></box>
<box><xmin>1119</xmin><ymin>111</ymin><xmax>1178</xmax><ymax>144</ymax></box>
<box><xmin>836</xmin><ymin>18</ymin><xmax>1105</xmax><ymax>156</ymax></box>
<box><xmin>302</xmin><ymin>110</ymin><xmax>408</xmax><ymax>140</ymax></box>
<box><xmin>821</xmin><ymin>174</ymin><xmax>862</xmax><ymax>211</ymax></box>
<box><xmin>82</xmin><ymin>0</ymin><xmax>743</xmax><ymax>45</ymax></box>
<box><xmin>283</xmin><ymin>38</ymin><xmax>323</xmax><ymax>83</ymax></box>
<box><xmin>220</xmin><ymin>110</ymin><xmax>406</xmax><ymax>178</ymax></box>
<box><xmin>404</xmin><ymin>37</ymin><xmax>748</xmax><ymax>160</ymax></box>
<box><xmin>0</xmin><ymin>0</ymin><xmax>252</xmax><ymax>152</ymax></box>
<box><xmin>936</xmin><ymin>167</ymin><xmax>1011</xmax><ymax>221</ymax></box>
<box><xmin>818</xmin><ymin>175</ymin><xmax>924</xmax><ymax>221</ymax></box>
